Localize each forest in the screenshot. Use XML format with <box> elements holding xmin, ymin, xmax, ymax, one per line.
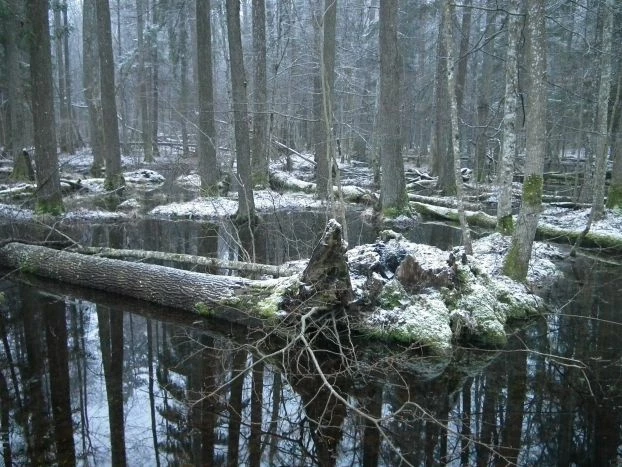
<box><xmin>0</xmin><ymin>0</ymin><xmax>622</xmax><ymax>465</ymax></box>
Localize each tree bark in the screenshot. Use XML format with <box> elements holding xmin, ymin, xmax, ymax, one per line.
<box><xmin>83</xmin><ymin>0</ymin><xmax>105</xmax><ymax>177</ymax></box>
<box><xmin>252</xmin><ymin>0</ymin><xmax>269</xmax><ymax>186</ymax></box>
<box><xmin>226</xmin><ymin>0</ymin><xmax>256</xmax><ymax>223</ymax></box>
<box><xmin>96</xmin><ymin>0</ymin><xmax>124</xmax><ymax>190</ymax></box>
<box><xmin>27</xmin><ymin>0</ymin><xmax>64</xmax><ymax>214</ymax></box>
<box><xmin>196</xmin><ymin>0</ymin><xmax>219</xmax><ymax>193</ymax></box>
<box><xmin>503</xmin><ymin>0</ymin><xmax>547</xmax><ymax>281</ymax></box>
<box><xmin>70</xmin><ymin>246</ymin><xmax>300</xmax><ymax>277</ymax></box>
<box><xmin>496</xmin><ymin>0</ymin><xmax>521</xmax><ymax>234</ymax></box>
<box><xmin>378</xmin><ymin>0</ymin><xmax>408</xmax><ymax>214</ymax></box>
<box><xmin>136</xmin><ymin>0</ymin><xmax>153</xmax><ymax>162</ymax></box>
<box><xmin>443</xmin><ymin>0</ymin><xmax>473</xmax><ymax>254</ymax></box>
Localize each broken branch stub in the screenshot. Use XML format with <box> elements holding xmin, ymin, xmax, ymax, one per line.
<box><xmin>300</xmin><ymin>219</ymin><xmax>353</xmax><ymax>308</ymax></box>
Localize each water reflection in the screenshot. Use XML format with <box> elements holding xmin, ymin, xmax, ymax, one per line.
<box><xmin>0</xmin><ymin>253</ymin><xmax>620</xmax><ymax>466</ymax></box>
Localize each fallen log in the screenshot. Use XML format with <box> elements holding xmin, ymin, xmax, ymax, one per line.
<box><xmin>0</xmin><ymin>241</ymin><xmax>276</xmax><ymax>323</ymax></box>
<box><xmin>412</xmin><ymin>201</ymin><xmax>622</xmax><ymax>252</ymax></box>
<box><xmin>0</xmin><ymin>220</ymin><xmax>351</xmax><ymax>323</ymax></box>
<box><xmin>69</xmin><ymin>246</ymin><xmax>301</xmax><ymax>277</ymax></box>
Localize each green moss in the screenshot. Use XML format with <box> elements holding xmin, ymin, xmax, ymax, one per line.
<box><xmin>0</xmin><ymin>292</ymin><xmax>5</xmax><ymax>305</ymax></box>
<box><xmin>522</xmin><ymin>174</ymin><xmax>543</xmax><ymax>206</ymax></box>
<box><xmin>378</xmin><ymin>279</ymin><xmax>408</xmax><ymax>309</ymax></box>
<box><xmin>35</xmin><ymin>199</ymin><xmax>64</xmax><ymax>216</ymax></box>
<box><xmin>606</xmin><ymin>183</ymin><xmax>622</xmax><ymax>210</ymax></box>
<box><xmin>194</xmin><ymin>302</ymin><xmax>214</xmax><ymax>317</ymax></box>
<box><xmin>104</xmin><ymin>173</ymin><xmax>125</xmax><ymax>191</ymax></box>
<box><xmin>496</xmin><ymin>214</ymin><xmax>514</xmax><ymax>235</ymax></box>
<box><xmin>503</xmin><ymin>243</ymin><xmax>527</xmax><ymax>282</ymax></box>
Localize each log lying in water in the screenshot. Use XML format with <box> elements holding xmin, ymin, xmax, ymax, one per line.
<box><xmin>0</xmin><ymin>220</ymin><xmax>350</xmax><ymax>323</ymax></box>
<box><xmin>69</xmin><ymin>246</ymin><xmax>301</xmax><ymax>278</ymax></box>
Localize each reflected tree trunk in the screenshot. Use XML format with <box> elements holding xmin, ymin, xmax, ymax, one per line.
<box><xmin>227</xmin><ymin>350</ymin><xmax>247</xmax><ymax>467</ymax></box>
<box><xmin>188</xmin><ymin>335</ymin><xmax>217</xmax><ymax>466</ymax></box>
<box><xmin>361</xmin><ymin>383</ymin><xmax>382</xmax><ymax>467</ymax></box>
<box><xmin>477</xmin><ymin>371</ymin><xmax>501</xmax><ymax>467</ymax></box>
<box><xmin>498</xmin><ymin>333</ymin><xmax>527</xmax><ymax>465</ymax></box>
<box><xmin>461</xmin><ymin>378</ymin><xmax>473</xmax><ymax>466</ymax></box>
<box><xmin>0</xmin><ymin>369</ymin><xmax>12</xmax><ymax>467</ymax></box>
<box><xmin>97</xmin><ymin>306</ymin><xmax>127</xmax><ymax>466</ymax></box>
<box><xmin>21</xmin><ymin>288</ymin><xmax>50</xmax><ymax>465</ymax></box>
<box><xmin>147</xmin><ymin>320</ymin><xmax>160</xmax><ymax>467</ymax></box>
<box><xmin>266</xmin><ymin>371</ymin><xmax>282</xmax><ymax>464</ymax></box>
<box><xmin>45</xmin><ymin>299</ymin><xmax>76</xmax><ymax>466</ymax></box>
<box><xmin>249</xmin><ymin>357</ymin><xmax>264</xmax><ymax>467</ymax></box>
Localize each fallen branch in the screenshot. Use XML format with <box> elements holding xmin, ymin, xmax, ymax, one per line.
<box><xmin>69</xmin><ymin>246</ymin><xmax>300</xmax><ymax>277</ymax></box>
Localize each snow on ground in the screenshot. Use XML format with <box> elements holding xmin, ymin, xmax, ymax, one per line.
<box><xmin>540</xmin><ymin>206</ymin><xmax>622</xmax><ymax>237</ymax></box>
<box><xmin>151</xmin><ymin>189</ymin><xmax>323</xmax><ymax>218</ymax></box>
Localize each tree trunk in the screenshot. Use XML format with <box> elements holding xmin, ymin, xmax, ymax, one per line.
<box><xmin>252</xmin><ymin>0</ymin><xmax>269</xmax><ymax>186</ymax></box>
<box><xmin>136</xmin><ymin>0</ymin><xmax>153</xmax><ymax>162</ymax></box>
<box><xmin>503</xmin><ymin>0</ymin><xmax>547</xmax><ymax>281</ymax></box>
<box><xmin>433</xmin><ymin>9</ymin><xmax>455</xmax><ymax>195</ymax></box>
<box><xmin>6</xmin><ymin>0</ymin><xmax>27</xmax><ymax>181</ymax></box>
<box><xmin>226</xmin><ymin>0</ymin><xmax>256</xmax><ymax>223</ymax></box>
<box><xmin>378</xmin><ymin>0</ymin><xmax>408</xmax><ymax>214</ymax></box>
<box><xmin>54</xmin><ymin>4</ymin><xmax>70</xmax><ymax>153</ymax></box>
<box><xmin>96</xmin><ymin>0</ymin><xmax>124</xmax><ymax>191</ymax></box>
<box><xmin>150</xmin><ymin>0</ymin><xmax>160</xmax><ymax>159</ymax></box>
<box><xmin>196</xmin><ymin>0</ymin><xmax>219</xmax><ymax>193</ymax></box>
<box><xmin>496</xmin><ymin>0</ymin><xmax>521</xmax><ymax>234</ymax></box>
<box><xmin>83</xmin><ymin>0</ymin><xmax>105</xmax><ymax>177</ymax></box>
<box><xmin>443</xmin><ymin>0</ymin><xmax>473</xmax><ymax>255</ymax></box>
<box><xmin>62</xmin><ymin>1</ymin><xmax>77</xmax><ymax>152</ymax></box>
<box><xmin>27</xmin><ymin>0</ymin><xmax>64</xmax><ymax>214</ymax></box>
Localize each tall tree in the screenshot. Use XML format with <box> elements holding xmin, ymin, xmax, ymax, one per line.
<box><xmin>5</xmin><ymin>0</ymin><xmax>31</xmax><ymax>181</ymax></box>
<box><xmin>53</xmin><ymin>1</ymin><xmax>70</xmax><ymax>152</ymax></box>
<box><xmin>83</xmin><ymin>0</ymin><xmax>105</xmax><ymax>176</ymax></box>
<box><xmin>503</xmin><ymin>0</ymin><xmax>548</xmax><ymax>281</ymax></box>
<box><xmin>443</xmin><ymin>0</ymin><xmax>472</xmax><ymax>254</ymax></box>
<box><xmin>433</xmin><ymin>8</ymin><xmax>455</xmax><ymax>195</ymax></box>
<box><xmin>150</xmin><ymin>0</ymin><xmax>161</xmax><ymax>158</ymax></box>
<box><xmin>496</xmin><ymin>0</ymin><xmax>522</xmax><ymax>233</ymax></box>
<box><xmin>251</xmin><ymin>0</ymin><xmax>269</xmax><ymax>186</ymax></box>
<box><xmin>572</xmin><ymin>0</ymin><xmax>615</xmax><ymax>252</ymax></box>
<box><xmin>321</xmin><ymin>0</ymin><xmax>337</xmax><ymax>201</ymax></box>
<box><xmin>136</xmin><ymin>0</ymin><xmax>153</xmax><ymax>162</ymax></box>
<box><xmin>96</xmin><ymin>0</ymin><xmax>124</xmax><ymax>191</ymax></box>
<box><xmin>226</xmin><ymin>0</ymin><xmax>255</xmax><ymax>223</ymax></box>
<box><xmin>378</xmin><ymin>0</ymin><xmax>408</xmax><ymax>215</ymax></box>
<box><xmin>27</xmin><ymin>0</ymin><xmax>64</xmax><ymax>214</ymax></box>
<box><xmin>196</xmin><ymin>0</ymin><xmax>219</xmax><ymax>194</ymax></box>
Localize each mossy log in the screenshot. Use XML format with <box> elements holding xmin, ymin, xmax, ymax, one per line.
<box><xmin>412</xmin><ymin>201</ymin><xmax>622</xmax><ymax>251</ymax></box>
<box><xmin>70</xmin><ymin>246</ymin><xmax>300</xmax><ymax>277</ymax></box>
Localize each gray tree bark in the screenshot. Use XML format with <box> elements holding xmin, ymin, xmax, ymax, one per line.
<box><xmin>27</xmin><ymin>0</ymin><xmax>64</xmax><ymax>214</ymax></box>
<box><xmin>196</xmin><ymin>0</ymin><xmax>219</xmax><ymax>194</ymax></box>
<box><xmin>252</xmin><ymin>0</ymin><xmax>269</xmax><ymax>187</ymax></box>
<box><xmin>496</xmin><ymin>0</ymin><xmax>521</xmax><ymax>234</ymax></box>
<box><xmin>226</xmin><ymin>0</ymin><xmax>256</xmax><ymax>223</ymax></box>
<box><xmin>82</xmin><ymin>0</ymin><xmax>105</xmax><ymax>176</ymax></box>
<box><xmin>378</xmin><ymin>0</ymin><xmax>408</xmax><ymax>214</ymax></box>
<box><xmin>96</xmin><ymin>0</ymin><xmax>124</xmax><ymax>191</ymax></box>
<box><xmin>136</xmin><ymin>0</ymin><xmax>153</xmax><ymax>162</ymax></box>
<box><xmin>503</xmin><ymin>0</ymin><xmax>547</xmax><ymax>281</ymax></box>
<box><xmin>443</xmin><ymin>0</ymin><xmax>473</xmax><ymax>254</ymax></box>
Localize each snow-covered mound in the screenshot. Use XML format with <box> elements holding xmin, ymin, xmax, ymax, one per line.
<box><xmin>347</xmin><ymin>231</ymin><xmax>558</xmax><ymax>360</ymax></box>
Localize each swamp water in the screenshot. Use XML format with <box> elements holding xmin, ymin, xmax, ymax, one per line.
<box><xmin>0</xmin><ymin>212</ymin><xmax>620</xmax><ymax>466</ymax></box>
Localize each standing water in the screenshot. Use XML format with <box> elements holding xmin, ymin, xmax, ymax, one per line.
<box><xmin>0</xmin><ymin>213</ymin><xmax>620</xmax><ymax>466</ymax></box>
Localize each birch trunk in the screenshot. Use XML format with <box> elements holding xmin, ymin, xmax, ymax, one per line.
<box><xmin>496</xmin><ymin>0</ymin><xmax>521</xmax><ymax>233</ymax></box>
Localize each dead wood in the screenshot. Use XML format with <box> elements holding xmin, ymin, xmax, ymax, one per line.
<box><xmin>70</xmin><ymin>246</ymin><xmax>300</xmax><ymax>277</ymax></box>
